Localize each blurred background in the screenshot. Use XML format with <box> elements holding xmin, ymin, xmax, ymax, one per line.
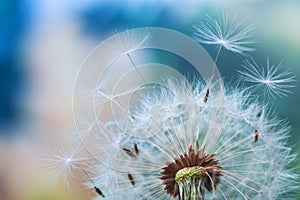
<box><xmin>0</xmin><ymin>0</ymin><xmax>299</xmax><ymax>199</ymax></box>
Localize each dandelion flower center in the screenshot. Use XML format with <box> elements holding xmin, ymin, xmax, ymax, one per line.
<box><xmin>160</xmin><ymin>145</ymin><xmax>222</xmax><ymax>199</ymax></box>
<box><xmin>175</xmin><ymin>166</ymin><xmax>202</xmax><ymax>183</ymax></box>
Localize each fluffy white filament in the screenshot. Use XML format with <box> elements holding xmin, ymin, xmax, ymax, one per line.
<box><xmin>193</xmin><ymin>13</ymin><xmax>255</xmax><ymax>55</ymax></box>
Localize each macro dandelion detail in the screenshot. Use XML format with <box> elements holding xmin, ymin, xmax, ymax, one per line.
<box><xmin>85</xmin><ymin>79</ymin><xmax>295</xmax><ymax>199</ymax></box>
<box><xmin>42</xmin><ymin>13</ymin><xmax>297</xmax><ymax>200</ymax></box>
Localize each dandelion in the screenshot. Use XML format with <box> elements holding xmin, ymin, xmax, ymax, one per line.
<box><xmin>83</xmin><ymin>78</ymin><xmax>296</xmax><ymax>199</ymax></box>
<box><xmin>53</xmin><ymin>13</ymin><xmax>297</xmax><ymax>200</ymax></box>
<box><xmin>193</xmin><ymin>12</ymin><xmax>255</xmax><ymax>55</ymax></box>
<box><xmin>238</xmin><ymin>58</ymin><xmax>296</xmax><ymax>99</ymax></box>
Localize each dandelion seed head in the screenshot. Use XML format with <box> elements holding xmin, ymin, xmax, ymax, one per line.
<box><xmin>85</xmin><ymin>79</ymin><xmax>296</xmax><ymax>199</ymax></box>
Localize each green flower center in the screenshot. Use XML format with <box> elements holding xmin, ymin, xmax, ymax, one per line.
<box><xmin>175</xmin><ymin>166</ymin><xmax>202</xmax><ymax>183</ymax></box>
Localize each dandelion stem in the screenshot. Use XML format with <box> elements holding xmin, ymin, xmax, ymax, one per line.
<box><xmin>209</xmin><ymin>45</ymin><xmax>222</xmax><ymax>85</ymax></box>
<box><xmin>261</xmin><ymin>84</ymin><xmax>267</xmax><ymax>119</ymax></box>
<box><xmin>72</xmin><ymin>162</ymin><xmax>105</xmax><ymax>198</ymax></box>
<box><xmin>72</xmin><ymin>162</ymin><xmax>94</xmax><ymax>185</ymax></box>
<box><xmin>204</xmin><ymin>45</ymin><xmax>222</xmax><ymax>103</ymax></box>
<box><xmin>126</xmin><ymin>53</ymin><xmax>147</xmax><ymax>83</ymax></box>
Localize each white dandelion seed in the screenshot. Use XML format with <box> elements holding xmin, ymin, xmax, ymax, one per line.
<box><xmin>109</xmin><ymin>28</ymin><xmax>151</xmax><ymax>56</ymax></box>
<box><xmin>193</xmin><ymin>12</ymin><xmax>255</xmax><ymax>55</ymax></box>
<box><xmin>86</xmin><ymin>79</ymin><xmax>296</xmax><ymax>200</ymax></box>
<box><xmin>238</xmin><ymin>58</ymin><xmax>296</xmax><ymax>99</ymax></box>
<box><xmin>40</xmin><ymin>140</ymin><xmax>92</xmax><ymax>188</ymax></box>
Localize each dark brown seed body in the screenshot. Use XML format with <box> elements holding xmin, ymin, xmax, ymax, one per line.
<box><xmin>134</xmin><ymin>143</ymin><xmax>139</xmax><ymax>155</ymax></box>
<box><xmin>128</xmin><ymin>173</ymin><xmax>135</xmax><ymax>186</ymax></box>
<box><xmin>94</xmin><ymin>186</ymin><xmax>105</xmax><ymax>198</ymax></box>
<box><xmin>254</xmin><ymin>129</ymin><xmax>259</xmax><ymax>142</ymax></box>
<box><xmin>122</xmin><ymin>148</ymin><xmax>136</xmax><ymax>158</ymax></box>
<box><xmin>204</xmin><ymin>87</ymin><xmax>210</xmax><ymax>103</ymax></box>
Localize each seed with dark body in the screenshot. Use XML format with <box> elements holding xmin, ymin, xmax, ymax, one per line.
<box><xmin>122</xmin><ymin>148</ymin><xmax>136</xmax><ymax>158</ymax></box>
<box><xmin>128</xmin><ymin>173</ymin><xmax>135</xmax><ymax>186</ymax></box>
<box><xmin>204</xmin><ymin>87</ymin><xmax>210</xmax><ymax>103</ymax></box>
<box><xmin>134</xmin><ymin>143</ymin><xmax>139</xmax><ymax>155</ymax></box>
<box><xmin>254</xmin><ymin>129</ymin><xmax>259</xmax><ymax>142</ymax></box>
<box><xmin>94</xmin><ymin>186</ymin><xmax>105</xmax><ymax>198</ymax></box>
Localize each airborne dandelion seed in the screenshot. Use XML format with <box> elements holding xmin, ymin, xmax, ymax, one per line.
<box><xmin>40</xmin><ymin>140</ymin><xmax>90</xmax><ymax>188</ymax></box>
<box><xmin>193</xmin><ymin>13</ymin><xmax>256</xmax><ymax>55</ymax></box>
<box><xmin>238</xmin><ymin>58</ymin><xmax>296</xmax><ymax>99</ymax></box>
